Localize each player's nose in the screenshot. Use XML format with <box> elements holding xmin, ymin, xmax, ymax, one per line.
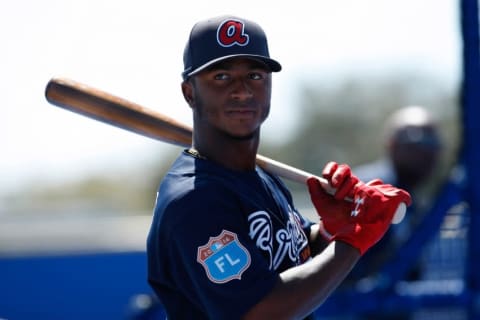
<box><xmin>230</xmin><ymin>78</ymin><xmax>253</xmax><ymax>101</ymax></box>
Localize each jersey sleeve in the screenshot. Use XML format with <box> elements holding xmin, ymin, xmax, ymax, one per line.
<box><xmin>159</xmin><ymin>183</ymin><xmax>279</xmax><ymax>319</ymax></box>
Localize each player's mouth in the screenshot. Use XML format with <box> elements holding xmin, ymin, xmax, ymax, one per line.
<box><xmin>225</xmin><ymin>109</ymin><xmax>257</xmax><ymax>120</ymax></box>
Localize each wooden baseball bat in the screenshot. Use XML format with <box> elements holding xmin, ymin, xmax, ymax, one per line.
<box><xmin>44</xmin><ymin>77</ymin><xmax>406</xmax><ymax>224</ymax></box>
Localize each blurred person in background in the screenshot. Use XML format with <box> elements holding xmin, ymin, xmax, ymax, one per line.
<box><xmin>344</xmin><ymin>106</ymin><xmax>443</xmax><ymax>286</ymax></box>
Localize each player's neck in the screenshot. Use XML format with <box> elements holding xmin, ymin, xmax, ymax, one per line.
<box><xmin>192</xmin><ymin>133</ymin><xmax>259</xmax><ymax>172</ymax></box>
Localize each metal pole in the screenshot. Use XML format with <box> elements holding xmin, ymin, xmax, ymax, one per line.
<box><xmin>460</xmin><ymin>0</ymin><xmax>480</xmax><ymax>318</ymax></box>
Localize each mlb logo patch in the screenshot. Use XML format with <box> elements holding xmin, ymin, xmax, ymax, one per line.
<box><xmin>197</xmin><ymin>230</ymin><xmax>251</xmax><ymax>283</ymax></box>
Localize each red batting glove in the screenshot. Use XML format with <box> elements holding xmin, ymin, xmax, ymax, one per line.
<box><xmin>307</xmin><ymin>163</ymin><xmax>412</xmax><ymax>255</ymax></box>
<box><xmin>332</xmin><ymin>180</ymin><xmax>411</xmax><ymax>255</ymax></box>
<box><xmin>322</xmin><ymin>161</ymin><xmax>359</xmax><ymax>200</ymax></box>
<box><xmin>307</xmin><ymin>162</ymin><xmax>361</xmax><ymax>240</ymax></box>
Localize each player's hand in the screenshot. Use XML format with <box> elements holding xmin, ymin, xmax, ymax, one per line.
<box><xmin>331</xmin><ymin>180</ymin><xmax>411</xmax><ymax>255</ymax></box>
<box><xmin>307</xmin><ymin>162</ymin><xmax>412</xmax><ymax>255</ymax></box>
<box><xmin>306</xmin><ymin>162</ymin><xmax>360</xmax><ymax>240</ymax></box>
<box><xmin>322</xmin><ymin>161</ymin><xmax>360</xmax><ymax>200</ymax></box>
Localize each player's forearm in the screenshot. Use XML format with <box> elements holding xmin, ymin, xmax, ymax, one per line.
<box><xmin>308</xmin><ymin>224</ymin><xmax>330</xmax><ymax>256</ymax></box>
<box><xmin>243</xmin><ymin>241</ymin><xmax>360</xmax><ymax>320</ymax></box>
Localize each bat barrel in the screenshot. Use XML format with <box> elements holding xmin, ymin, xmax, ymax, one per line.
<box><xmin>45</xmin><ymin>78</ymin><xmax>192</xmax><ymax>147</ymax></box>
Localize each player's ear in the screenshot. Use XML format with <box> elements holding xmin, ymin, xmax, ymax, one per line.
<box><xmin>181</xmin><ymin>80</ymin><xmax>195</xmax><ymax>108</ymax></box>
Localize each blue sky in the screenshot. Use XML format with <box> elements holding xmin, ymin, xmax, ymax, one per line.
<box><xmin>0</xmin><ymin>0</ymin><xmax>461</xmax><ymax>195</ymax></box>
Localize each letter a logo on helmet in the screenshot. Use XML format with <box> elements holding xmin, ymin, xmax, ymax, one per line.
<box><xmin>216</xmin><ymin>19</ymin><xmax>249</xmax><ymax>47</ymax></box>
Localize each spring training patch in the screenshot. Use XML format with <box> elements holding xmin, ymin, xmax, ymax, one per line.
<box><xmin>197</xmin><ymin>230</ymin><xmax>251</xmax><ymax>284</ymax></box>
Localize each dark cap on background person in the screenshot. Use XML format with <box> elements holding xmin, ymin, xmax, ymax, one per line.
<box><xmin>182</xmin><ymin>15</ymin><xmax>282</xmax><ymax>80</ymax></box>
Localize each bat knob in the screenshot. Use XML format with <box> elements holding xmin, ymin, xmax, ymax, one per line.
<box><xmin>391</xmin><ymin>202</ymin><xmax>407</xmax><ymax>224</ymax></box>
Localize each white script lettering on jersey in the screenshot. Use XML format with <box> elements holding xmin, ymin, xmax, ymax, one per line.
<box><xmin>248</xmin><ymin>208</ymin><xmax>309</xmax><ymax>270</ymax></box>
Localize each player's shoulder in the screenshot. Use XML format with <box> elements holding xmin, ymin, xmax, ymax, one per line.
<box><xmin>158</xmin><ymin>166</ymin><xmax>239</xmax><ymax>216</ymax></box>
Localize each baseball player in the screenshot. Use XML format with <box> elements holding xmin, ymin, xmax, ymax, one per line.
<box><xmin>146</xmin><ymin>15</ymin><xmax>411</xmax><ymax>320</ymax></box>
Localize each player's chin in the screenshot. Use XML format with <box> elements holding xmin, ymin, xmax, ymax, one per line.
<box><xmin>220</xmin><ymin>112</ymin><xmax>265</xmax><ymax>138</ymax></box>
<box><xmin>224</xmin><ymin>126</ymin><xmax>260</xmax><ymax>141</ymax></box>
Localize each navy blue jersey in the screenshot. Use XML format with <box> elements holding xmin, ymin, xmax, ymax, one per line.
<box><xmin>147</xmin><ymin>150</ymin><xmax>313</xmax><ymax>319</ymax></box>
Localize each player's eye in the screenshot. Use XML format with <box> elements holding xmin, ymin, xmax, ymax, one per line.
<box><xmin>249</xmin><ymin>72</ymin><xmax>264</xmax><ymax>80</ymax></box>
<box><xmin>213</xmin><ymin>72</ymin><xmax>229</xmax><ymax>80</ymax></box>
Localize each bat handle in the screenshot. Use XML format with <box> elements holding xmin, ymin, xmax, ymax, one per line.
<box><xmin>255</xmin><ymin>154</ymin><xmax>406</xmax><ymax>224</ymax></box>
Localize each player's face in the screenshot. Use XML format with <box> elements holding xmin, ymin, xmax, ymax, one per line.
<box><xmin>185</xmin><ymin>57</ymin><xmax>272</xmax><ymax>140</ymax></box>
